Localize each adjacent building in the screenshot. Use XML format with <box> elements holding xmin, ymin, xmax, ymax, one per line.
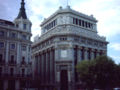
<box><xmin>32</xmin><ymin>6</ymin><xmax>108</xmax><ymax>90</ymax></box>
<box><xmin>0</xmin><ymin>0</ymin><xmax>32</xmax><ymax>90</ymax></box>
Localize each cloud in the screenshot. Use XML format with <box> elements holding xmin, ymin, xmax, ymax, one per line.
<box><xmin>72</xmin><ymin>0</ymin><xmax>120</xmax><ymax>38</ymax></box>
<box><xmin>110</xmin><ymin>55</ymin><xmax>120</xmax><ymax>64</ymax></box>
<box><xmin>110</xmin><ymin>43</ymin><xmax>120</xmax><ymax>51</ymax></box>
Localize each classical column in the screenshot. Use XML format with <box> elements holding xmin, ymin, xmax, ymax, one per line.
<box><xmin>50</xmin><ymin>49</ymin><xmax>53</xmax><ymax>83</ymax></box>
<box><xmin>43</xmin><ymin>52</ymin><xmax>46</xmax><ymax>83</ymax></box>
<box><xmin>56</xmin><ymin>71</ymin><xmax>60</xmax><ymax>82</ymax></box>
<box><xmin>15</xmin><ymin>80</ymin><xmax>20</xmax><ymax>90</ymax></box>
<box><xmin>4</xmin><ymin>80</ymin><xmax>8</xmax><ymax>90</ymax></box>
<box><xmin>78</xmin><ymin>47</ymin><xmax>81</xmax><ymax>62</ymax></box>
<box><xmin>84</xmin><ymin>48</ymin><xmax>88</xmax><ymax>60</ymax></box>
<box><xmin>52</xmin><ymin>49</ymin><xmax>55</xmax><ymax>83</ymax></box>
<box><xmin>48</xmin><ymin>50</ymin><xmax>50</xmax><ymax>83</ymax></box>
<box><xmin>41</xmin><ymin>53</ymin><xmax>44</xmax><ymax>83</ymax></box>
<box><xmin>5</xmin><ymin>41</ymin><xmax>9</xmax><ymax>63</ymax></box>
<box><xmin>46</xmin><ymin>50</ymin><xmax>48</xmax><ymax>83</ymax></box>
<box><xmin>87</xmin><ymin>48</ymin><xmax>91</xmax><ymax>60</ymax></box>
<box><xmin>91</xmin><ymin>49</ymin><xmax>94</xmax><ymax>60</ymax></box>
<box><xmin>26</xmin><ymin>45</ymin><xmax>29</xmax><ymax>63</ymax></box>
<box><xmin>96</xmin><ymin>50</ymin><xmax>100</xmax><ymax>57</ymax></box>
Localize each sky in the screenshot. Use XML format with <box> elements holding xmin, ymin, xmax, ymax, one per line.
<box><xmin>0</xmin><ymin>0</ymin><xmax>120</xmax><ymax>63</ymax></box>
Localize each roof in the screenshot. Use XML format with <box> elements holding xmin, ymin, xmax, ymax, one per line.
<box><xmin>0</xmin><ymin>19</ymin><xmax>14</xmax><ymax>26</ymax></box>
<box><xmin>41</xmin><ymin>6</ymin><xmax>97</xmax><ymax>26</ymax></box>
<box><xmin>16</xmin><ymin>0</ymin><xmax>27</xmax><ymax>19</ymax></box>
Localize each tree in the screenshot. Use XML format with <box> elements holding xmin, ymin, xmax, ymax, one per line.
<box><xmin>76</xmin><ymin>55</ymin><xmax>119</xmax><ymax>89</ymax></box>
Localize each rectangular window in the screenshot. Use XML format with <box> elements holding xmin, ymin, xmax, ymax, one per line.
<box><xmin>22</xmin><ymin>69</ymin><xmax>25</xmax><ymax>77</ymax></box>
<box><xmin>79</xmin><ymin>20</ymin><xmax>81</xmax><ymax>26</ymax></box>
<box><xmin>10</xmin><ymin>43</ymin><xmax>15</xmax><ymax>49</ymax></box>
<box><xmin>85</xmin><ymin>22</ymin><xmax>87</xmax><ymax>28</ymax></box>
<box><xmin>11</xmin><ymin>55</ymin><xmax>14</xmax><ymax>62</ymax></box>
<box><xmin>23</xmin><ymin>24</ymin><xmax>26</xmax><ymax>30</ymax></box>
<box><xmin>0</xmin><ymin>67</ymin><xmax>2</xmax><ymax>76</ymax></box>
<box><xmin>0</xmin><ymin>42</ymin><xmax>4</xmax><ymax>48</ymax></box>
<box><xmin>10</xmin><ymin>68</ymin><xmax>14</xmax><ymax>76</ymax></box>
<box><xmin>11</xmin><ymin>32</ymin><xmax>16</xmax><ymax>38</ymax></box>
<box><xmin>0</xmin><ymin>54</ymin><xmax>3</xmax><ymax>61</ymax></box>
<box><xmin>73</xmin><ymin>18</ymin><xmax>76</xmax><ymax>24</ymax></box>
<box><xmin>0</xmin><ymin>31</ymin><xmax>4</xmax><ymax>36</ymax></box>
<box><xmin>22</xmin><ymin>35</ymin><xmax>27</xmax><ymax>40</ymax></box>
<box><xmin>76</xmin><ymin>18</ymin><xmax>78</xmax><ymax>25</ymax></box>
<box><xmin>82</xmin><ymin>21</ymin><xmax>84</xmax><ymax>27</ymax></box>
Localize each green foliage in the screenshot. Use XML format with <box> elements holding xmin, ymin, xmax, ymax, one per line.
<box><xmin>76</xmin><ymin>55</ymin><xmax>120</xmax><ymax>89</ymax></box>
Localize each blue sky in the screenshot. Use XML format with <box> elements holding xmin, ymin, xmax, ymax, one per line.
<box><xmin>0</xmin><ymin>0</ymin><xmax>120</xmax><ymax>63</ymax></box>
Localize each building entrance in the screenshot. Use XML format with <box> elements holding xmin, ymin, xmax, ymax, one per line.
<box><xmin>60</xmin><ymin>70</ymin><xmax>68</xmax><ymax>90</ymax></box>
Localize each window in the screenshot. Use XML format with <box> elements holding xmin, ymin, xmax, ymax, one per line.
<box><xmin>81</xmin><ymin>49</ymin><xmax>84</xmax><ymax>60</ymax></box>
<box><xmin>22</xmin><ymin>35</ymin><xmax>27</xmax><ymax>40</ymax></box>
<box><xmin>0</xmin><ymin>67</ymin><xmax>2</xmax><ymax>76</ymax></box>
<box><xmin>16</xmin><ymin>24</ymin><xmax>19</xmax><ymax>28</ymax></box>
<box><xmin>0</xmin><ymin>31</ymin><xmax>4</xmax><ymax>36</ymax></box>
<box><xmin>0</xmin><ymin>42</ymin><xmax>4</xmax><ymax>48</ymax></box>
<box><xmin>81</xmin><ymin>20</ymin><xmax>84</xmax><ymax>26</ymax></box>
<box><xmin>11</xmin><ymin>32</ymin><xmax>16</xmax><ymax>38</ymax></box>
<box><xmin>85</xmin><ymin>22</ymin><xmax>87</xmax><ymax>28</ymax></box>
<box><xmin>10</xmin><ymin>68</ymin><xmax>14</xmax><ymax>76</ymax></box>
<box><xmin>22</xmin><ymin>69</ymin><xmax>25</xmax><ymax>77</ymax></box>
<box><xmin>10</xmin><ymin>43</ymin><xmax>15</xmax><ymax>49</ymax></box>
<box><xmin>22</xmin><ymin>46</ymin><xmax>26</xmax><ymax>51</ymax></box>
<box><xmin>22</xmin><ymin>57</ymin><xmax>25</xmax><ymax>62</ymax></box>
<box><xmin>0</xmin><ymin>54</ymin><xmax>3</xmax><ymax>61</ymax></box>
<box><xmin>60</xmin><ymin>37</ymin><xmax>67</xmax><ymax>41</ymax></box>
<box><xmin>79</xmin><ymin>20</ymin><xmax>81</xmax><ymax>26</ymax></box>
<box><xmin>11</xmin><ymin>55</ymin><xmax>14</xmax><ymax>61</ymax></box>
<box><xmin>76</xmin><ymin>18</ymin><xmax>78</xmax><ymax>25</ymax></box>
<box><xmin>73</xmin><ymin>18</ymin><xmax>75</xmax><ymax>24</ymax></box>
<box><xmin>87</xmin><ymin>50</ymin><xmax>91</xmax><ymax>60</ymax></box>
<box><xmin>23</xmin><ymin>24</ymin><xmax>26</xmax><ymax>30</ymax></box>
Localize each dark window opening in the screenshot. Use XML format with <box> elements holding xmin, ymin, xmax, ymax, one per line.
<box><xmin>0</xmin><ymin>31</ymin><xmax>4</xmax><ymax>36</ymax></box>
<box><xmin>0</xmin><ymin>54</ymin><xmax>2</xmax><ymax>61</ymax></box>
<box><xmin>21</xmin><ymin>57</ymin><xmax>26</xmax><ymax>64</ymax></box>
<box><xmin>76</xmin><ymin>18</ymin><xmax>78</xmax><ymax>25</ymax></box>
<box><xmin>0</xmin><ymin>67</ymin><xmax>2</xmax><ymax>76</ymax></box>
<box><xmin>82</xmin><ymin>21</ymin><xmax>84</xmax><ymax>27</ymax></box>
<box><xmin>11</xmin><ymin>33</ymin><xmax>16</xmax><ymax>38</ymax></box>
<box><xmin>11</xmin><ymin>55</ymin><xmax>14</xmax><ymax>62</ymax></box>
<box><xmin>94</xmin><ymin>51</ymin><xmax>97</xmax><ymax>59</ymax></box>
<box><xmin>10</xmin><ymin>68</ymin><xmax>14</xmax><ymax>76</ymax></box>
<box><xmin>0</xmin><ymin>42</ymin><xmax>4</xmax><ymax>48</ymax></box>
<box><xmin>85</xmin><ymin>22</ymin><xmax>87</xmax><ymax>28</ymax></box>
<box><xmin>11</xmin><ymin>44</ymin><xmax>15</xmax><ymax>49</ymax></box>
<box><xmin>81</xmin><ymin>49</ymin><xmax>84</xmax><ymax>60</ymax></box>
<box><xmin>60</xmin><ymin>37</ymin><xmax>67</xmax><ymax>41</ymax></box>
<box><xmin>79</xmin><ymin>20</ymin><xmax>81</xmax><ymax>26</ymax></box>
<box><xmin>87</xmin><ymin>50</ymin><xmax>91</xmax><ymax>60</ymax></box>
<box><xmin>24</xmin><ymin>24</ymin><xmax>26</xmax><ymax>30</ymax></box>
<box><xmin>22</xmin><ymin>69</ymin><xmax>25</xmax><ymax>77</ymax></box>
<box><xmin>16</xmin><ymin>24</ymin><xmax>19</xmax><ymax>28</ymax></box>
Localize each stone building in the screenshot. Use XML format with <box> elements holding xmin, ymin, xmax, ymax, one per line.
<box><xmin>0</xmin><ymin>0</ymin><xmax>32</xmax><ymax>90</ymax></box>
<box><xmin>32</xmin><ymin>6</ymin><xmax>108</xmax><ymax>90</ymax></box>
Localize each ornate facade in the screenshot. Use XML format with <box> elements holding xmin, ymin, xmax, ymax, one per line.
<box><xmin>0</xmin><ymin>0</ymin><xmax>32</xmax><ymax>90</ymax></box>
<box><xmin>32</xmin><ymin>6</ymin><xmax>108</xmax><ymax>90</ymax></box>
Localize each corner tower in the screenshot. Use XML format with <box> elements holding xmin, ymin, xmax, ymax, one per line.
<box><xmin>14</xmin><ymin>0</ymin><xmax>32</xmax><ymax>33</ymax></box>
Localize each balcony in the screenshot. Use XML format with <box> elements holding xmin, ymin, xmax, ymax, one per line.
<box><xmin>8</xmin><ymin>60</ymin><xmax>16</xmax><ymax>66</ymax></box>
<box><xmin>0</xmin><ymin>73</ymin><xmax>32</xmax><ymax>80</ymax></box>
